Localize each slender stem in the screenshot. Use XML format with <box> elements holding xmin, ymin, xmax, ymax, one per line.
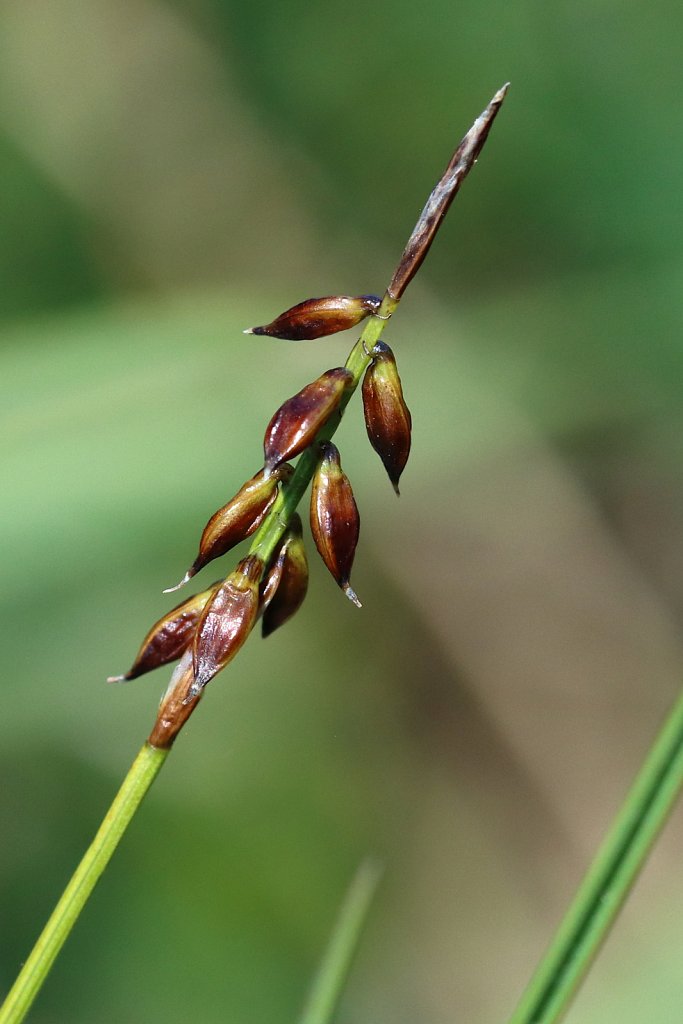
<box><xmin>0</xmin><ymin>743</ymin><xmax>168</xmax><ymax>1024</ymax></box>
<box><xmin>0</xmin><ymin>86</ymin><xmax>509</xmax><ymax>1024</ymax></box>
<box><xmin>298</xmin><ymin>859</ymin><xmax>382</xmax><ymax>1024</ymax></box>
<box><xmin>507</xmin><ymin>687</ymin><xmax>683</xmax><ymax>1024</ymax></box>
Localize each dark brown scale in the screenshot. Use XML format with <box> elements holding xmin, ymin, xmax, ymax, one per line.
<box><xmin>164</xmin><ymin>466</ymin><xmax>292</xmax><ymax>594</ymax></box>
<box><xmin>191</xmin><ymin>555</ymin><xmax>263</xmax><ymax>696</ymax></box>
<box><xmin>245</xmin><ymin>294</ymin><xmax>381</xmax><ymax>341</ymax></box>
<box><xmin>107</xmin><ymin>584</ymin><xmax>218</xmax><ymax>682</ymax></box>
<box><xmin>263</xmin><ymin>367</ymin><xmax>353</xmax><ymax>475</ymax></box>
<box><xmin>362</xmin><ymin>341</ymin><xmax>412</xmax><ymax>494</ymax></box>
<box><xmin>260</xmin><ymin>513</ymin><xmax>309</xmax><ymax>637</ymax></box>
<box><xmin>309</xmin><ymin>441</ymin><xmax>361</xmax><ymax>607</ymax></box>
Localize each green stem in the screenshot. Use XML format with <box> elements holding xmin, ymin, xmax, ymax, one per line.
<box><xmin>0</xmin><ymin>743</ymin><xmax>168</xmax><ymax>1024</ymax></box>
<box><xmin>0</xmin><ymin>87</ymin><xmax>508</xmax><ymax>1024</ymax></box>
<box><xmin>298</xmin><ymin>859</ymin><xmax>382</xmax><ymax>1024</ymax></box>
<box><xmin>508</xmin><ymin>687</ymin><xmax>683</xmax><ymax>1024</ymax></box>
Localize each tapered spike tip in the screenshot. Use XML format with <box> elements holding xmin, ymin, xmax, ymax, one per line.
<box><xmin>163</xmin><ymin>571</ymin><xmax>193</xmax><ymax>595</ymax></box>
<box><xmin>343</xmin><ymin>584</ymin><xmax>362</xmax><ymax>609</ymax></box>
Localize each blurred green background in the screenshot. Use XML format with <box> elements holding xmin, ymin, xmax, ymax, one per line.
<box><xmin>2</xmin><ymin>2</ymin><xmax>683</xmax><ymax>1022</ymax></box>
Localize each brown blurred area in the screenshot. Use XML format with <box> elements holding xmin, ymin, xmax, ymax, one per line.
<box><xmin>1</xmin><ymin>2</ymin><xmax>683</xmax><ymax>1022</ymax></box>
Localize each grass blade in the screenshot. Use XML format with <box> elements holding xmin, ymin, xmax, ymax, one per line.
<box><xmin>298</xmin><ymin>859</ymin><xmax>382</xmax><ymax>1024</ymax></box>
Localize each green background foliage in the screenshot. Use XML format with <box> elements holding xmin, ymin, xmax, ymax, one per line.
<box><xmin>1</xmin><ymin>2</ymin><xmax>683</xmax><ymax>1021</ymax></box>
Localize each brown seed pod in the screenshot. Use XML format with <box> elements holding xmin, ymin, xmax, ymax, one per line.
<box><xmin>245</xmin><ymin>294</ymin><xmax>381</xmax><ymax>341</ymax></box>
<box><xmin>361</xmin><ymin>341</ymin><xmax>412</xmax><ymax>495</ymax></box>
<box><xmin>191</xmin><ymin>554</ymin><xmax>263</xmax><ymax>696</ymax></box>
<box><xmin>107</xmin><ymin>584</ymin><xmax>219</xmax><ymax>683</ymax></box>
<box><xmin>310</xmin><ymin>441</ymin><xmax>361</xmax><ymax>607</ymax></box>
<box><xmin>164</xmin><ymin>466</ymin><xmax>291</xmax><ymax>594</ymax></box>
<box><xmin>260</xmin><ymin>513</ymin><xmax>309</xmax><ymax>638</ymax></box>
<box><xmin>263</xmin><ymin>367</ymin><xmax>353</xmax><ymax>475</ymax></box>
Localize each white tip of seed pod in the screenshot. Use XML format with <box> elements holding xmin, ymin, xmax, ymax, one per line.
<box><xmin>343</xmin><ymin>584</ymin><xmax>362</xmax><ymax>608</ymax></box>
<box><xmin>163</xmin><ymin>571</ymin><xmax>192</xmax><ymax>595</ymax></box>
<box><xmin>243</xmin><ymin>327</ymin><xmax>254</xmax><ymax>334</ymax></box>
<box><xmin>106</xmin><ymin>674</ymin><xmax>127</xmax><ymax>684</ymax></box>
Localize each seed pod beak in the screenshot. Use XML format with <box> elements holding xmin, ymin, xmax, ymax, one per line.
<box><xmin>163</xmin><ymin>570</ymin><xmax>194</xmax><ymax>595</ymax></box>
<box><xmin>343</xmin><ymin>583</ymin><xmax>362</xmax><ymax>608</ymax></box>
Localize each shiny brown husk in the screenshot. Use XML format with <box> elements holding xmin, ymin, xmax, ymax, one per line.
<box><xmin>245</xmin><ymin>294</ymin><xmax>381</xmax><ymax>341</ymax></box>
<box><xmin>107</xmin><ymin>585</ymin><xmax>218</xmax><ymax>683</ymax></box>
<box><xmin>361</xmin><ymin>341</ymin><xmax>412</xmax><ymax>494</ymax></box>
<box><xmin>309</xmin><ymin>441</ymin><xmax>361</xmax><ymax>607</ymax></box>
<box><xmin>191</xmin><ymin>554</ymin><xmax>263</xmax><ymax>695</ymax></box>
<box><xmin>260</xmin><ymin>513</ymin><xmax>309</xmax><ymax>637</ymax></box>
<box><xmin>263</xmin><ymin>367</ymin><xmax>353</xmax><ymax>475</ymax></box>
<box><xmin>165</xmin><ymin>466</ymin><xmax>291</xmax><ymax>593</ymax></box>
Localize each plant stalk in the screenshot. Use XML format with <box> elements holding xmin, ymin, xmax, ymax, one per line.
<box><xmin>507</xmin><ymin>686</ymin><xmax>683</xmax><ymax>1024</ymax></box>
<box><xmin>0</xmin><ymin>86</ymin><xmax>507</xmax><ymax>1023</ymax></box>
<box><xmin>0</xmin><ymin>743</ymin><xmax>168</xmax><ymax>1024</ymax></box>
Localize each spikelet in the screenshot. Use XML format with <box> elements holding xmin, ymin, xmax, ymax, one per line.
<box><xmin>259</xmin><ymin>513</ymin><xmax>309</xmax><ymax>637</ymax></box>
<box><xmin>263</xmin><ymin>367</ymin><xmax>352</xmax><ymax>475</ymax></box>
<box><xmin>245</xmin><ymin>294</ymin><xmax>381</xmax><ymax>340</ymax></box>
<box><xmin>191</xmin><ymin>555</ymin><xmax>263</xmax><ymax>696</ymax></box>
<box><xmin>108</xmin><ymin>584</ymin><xmax>218</xmax><ymax>683</ymax></box>
<box><xmin>361</xmin><ymin>341</ymin><xmax>412</xmax><ymax>494</ymax></box>
<box><xmin>310</xmin><ymin>441</ymin><xmax>361</xmax><ymax>607</ymax></box>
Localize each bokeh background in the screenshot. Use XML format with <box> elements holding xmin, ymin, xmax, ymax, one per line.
<box><xmin>2</xmin><ymin>2</ymin><xmax>683</xmax><ymax>1022</ymax></box>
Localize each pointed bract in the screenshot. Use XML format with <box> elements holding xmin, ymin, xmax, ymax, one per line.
<box><xmin>362</xmin><ymin>341</ymin><xmax>412</xmax><ymax>494</ymax></box>
<box><xmin>260</xmin><ymin>513</ymin><xmax>309</xmax><ymax>637</ymax></box>
<box><xmin>310</xmin><ymin>441</ymin><xmax>361</xmax><ymax>606</ymax></box>
<box><xmin>108</xmin><ymin>585</ymin><xmax>218</xmax><ymax>683</ymax></box>
<box><xmin>246</xmin><ymin>294</ymin><xmax>381</xmax><ymax>341</ymax></box>
<box><xmin>264</xmin><ymin>367</ymin><xmax>353</xmax><ymax>474</ymax></box>
<box><xmin>164</xmin><ymin>466</ymin><xmax>292</xmax><ymax>593</ymax></box>
<box><xmin>191</xmin><ymin>555</ymin><xmax>263</xmax><ymax>696</ymax></box>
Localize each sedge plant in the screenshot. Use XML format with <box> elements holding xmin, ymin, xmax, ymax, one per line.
<box><xmin>0</xmin><ymin>84</ymin><xmax>509</xmax><ymax>1024</ymax></box>
<box><xmin>4</xmin><ymin>82</ymin><xmax>681</xmax><ymax>1024</ymax></box>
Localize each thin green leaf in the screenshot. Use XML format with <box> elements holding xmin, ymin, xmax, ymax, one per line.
<box><xmin>298</xmin><ymin>859</ymin><xmax>382</xmax><ymax>1024</ymax></box>
<box><xmin>508</xmin><ymin>686</ymin><xmax>683</xmax><ymax>1024</ymax></box>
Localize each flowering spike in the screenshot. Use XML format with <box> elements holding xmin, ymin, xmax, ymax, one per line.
<box><xmin>260</xmin><ymin>513</ymin><xmax>309</xmax><ymax>637</ymax></box>
<box><xmin>310</xmin><ymin>441</ymin><xmax>361</xmax><ymax>605</ymax></box>
<box><xmin>263</xmin><ymin>367</ymin><xmax>353</xmax><ymax>475</ymax></box>
<box><xmin>245</xmin><ymin>294</ymin><xmax>381</xmax><ymax>341</ymax></box>
<box><xmin>361</xmin><ymin>341</ymin><xmax>412</xmax><ymax>494</ymax></box>
<box><xmin>164</xmin><ymin>466</ymin><xmax>291</xmax><ymax>593</ymax></box>
<box><xmin>190</xmin><ymin>554</ymin><xmax>263</xmax><ymax>697</ymax></box>
<box><xmin>107</xmin><ymin>584</ymin><xmax>218</xmax><ymax>683</ymax></box>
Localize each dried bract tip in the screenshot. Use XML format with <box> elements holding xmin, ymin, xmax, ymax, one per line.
<box><xmin>165</xmin><ymin>467</ymin><xmax>289</xmax><ymax>592</ymax></box>
<box><xmin>191</xmin><ymin>554</ymin><xmax>263</xmax><ymax>696</ymax></box>
<box><xmin>310</xmin><ymin>441</ymin><xmax>361</xmax><ymax>604</ymax></box>
<box><xmin>246</xmin><ymin>294</ymin><xmax>381</xmax><ymax>341</ymax></box>
<box><xmin>260</xmin><ymin>513</ymin><xmax>309</xmax><ymax>637</ymax></box>
<box><xmin>108</xmin><ymin>584</ymin><xmax>218</xmax><ymax>683</ymax></box>
<box><xmin>264</xmin><ymin>367</ymin><xmax>353</xmax><ymax>474</ymax></box>
<box><xmin>362</xmin><ymin>341</ymin><xmax>412</xmax><ymax>494</ymax></box>
<box><xmin>343</xmin><ymin>583</ymin><xmax>362</xmax><ymax>609</ymax></box>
